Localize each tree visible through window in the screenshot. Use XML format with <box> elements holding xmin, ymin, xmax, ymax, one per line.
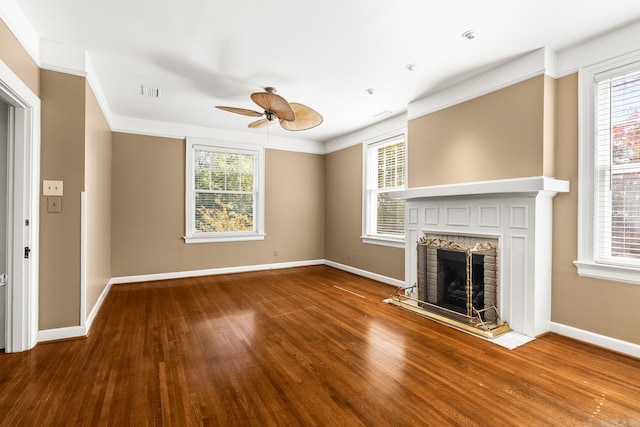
<box><xmin>193</xmin><ymin>148</ymin><xmax>256</xmax><ymax>233</ymax></box>
<box><xmin>375</xmin><ymin>141</ymin><xmax>406</xmax><ymax>235</ymax></box>
<box><xmin>365</xmin><ymin>135</ymin><xmax>406</xmax><ymax>242</ymax></box>
<box><xmin>596</xmin><ymin>69</ymin><xmax>640</xmax><ymax>263</ymax></box>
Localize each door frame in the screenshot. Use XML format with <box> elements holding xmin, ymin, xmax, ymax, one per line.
<box><xmin>0</xmin><ymin>59</ymin><xmax>40</xmax><ymax>353</ymax></box>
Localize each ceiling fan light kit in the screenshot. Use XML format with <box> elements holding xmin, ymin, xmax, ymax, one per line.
<box><xmin>216</xmin><ymin>87</ymin><xmax>323</xmax><ymax>131</ymax></box>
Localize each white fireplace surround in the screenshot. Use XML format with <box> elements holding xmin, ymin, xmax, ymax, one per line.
<box><xmin>390</xmin><ymin>176</ymin><xmax>570</xmax><ymax>338</ymax></box>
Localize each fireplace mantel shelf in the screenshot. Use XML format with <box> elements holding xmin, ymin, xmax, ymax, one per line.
<box><xmin>390</xmin><ymin>176</ymin><xmax>570</xmax><ymax>200</ymax></box>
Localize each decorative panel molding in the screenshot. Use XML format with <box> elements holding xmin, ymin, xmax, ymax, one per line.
<box><xmin>510</xmin><ymin>206</ymin><xmax>528</xmax><ymax>229</ymax></box>
<box><xmin>479</xmin><ymin>206</ymin><xmax>500</xmax><ymax>228</ymax></box>
<box><xmin>509</xmin><ymin>235</ymin><xmax>528</xmax><ymax>335</ymax></box>
<box><xmin>445</xmin><ymin>207</ymin><xmax>470</xmax><ymax>226</ymax></box>
<box><xmin>424</xmin><ymin>207</ymin><xmax>439</xmax><ymax>225</ymax></box>
<box><xmin>408</xmin><ymin>207</ymin><xmax>419</xmax><ymax>225</ymax></box>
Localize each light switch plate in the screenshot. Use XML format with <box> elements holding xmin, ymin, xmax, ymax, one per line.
<box><xmin>47</xmin><ymin>196</ymin><xmax>62</xmax><ymax>213</ymax></box>
<box><xmin>43</xmin><ymin>180</ymin><xmax>63</xmax><ymax>196</ymax></box>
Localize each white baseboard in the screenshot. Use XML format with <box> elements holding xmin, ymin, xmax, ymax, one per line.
<box><xmin>110</xmin><ymin>259</ymin><xmax>325</xmax><ymax>285</ymax></box>
<box><xmin>550</xmin><ymin>322</ymin><xmax>640</xmax><ymax>359</ymax></box>
<box><xmin>85</xmin><ymin>280</ymin><xmax>113</xmax><ymax>331</ymax></box>
<box><xmin>38</xmin><ymin>281</ymin><xmax>112</xmax><ymax>343</ymax></box>
<box><xmin>324</xmin><ymin>260</ymin><xmax>404</xmax><ymax>287</ymax></box>
<box><xmin>38</xmin><ymin>326</ymin><xmax>87</xmax><ymax>342</ymax></box>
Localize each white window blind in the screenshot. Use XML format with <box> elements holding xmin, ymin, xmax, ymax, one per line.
<box><xmin>193</xmin><ymin>147</ymin><xmax>256</xmax><ymax>233</ymax></box>
<box><xmin>365</xmin><ymin>136</ymin><xmax>406</xmax><ymax>240</ymax></box>
<box><xmin>185</xmin><ymin>138</ymin><xmax>265</xmax><ymax>244</ymax></box>
<box><xmin>595</xmin><ymin>69</ymin><xmax>640</xmax><ymax>266</ymax></box>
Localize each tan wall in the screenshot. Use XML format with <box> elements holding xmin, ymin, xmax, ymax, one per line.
<box><xmin>542</xmin><ymin>75</ymin><xmax>557</xmax><ymax>177</ymax></box>
<box><xmin>324</xmin><ymin>144</ymin><xmax>404</xmax><ymax>281</ymax></box>
<box><xmin>39</xmin><ymin>70</ymin><xmax>85</xmax><ymax>329</ymax></box>
<box><xmin>111</xmin><ymin>133</ymin><xmax>324</xmax><ymax>277</ymax></box>
<box><xmin>84</xmin><ymin>81</ymin><xmax>112</xmax><ymax>314</ymax></box>
<box><xmin>264</xmin><ymin>149</ymin><xmax>325</xmax><ymax>263</ymax></box>
<box><xmin>408</xmin><ymin>76</ymin><xmax>547</xmax><ymax>187</ymax></box>
<box><xmin>553</xmin><ymin>73</ymin><xmax>640</xmax><ymax>344</ymax></box>
<box><xmin>0</xmin><ymin>18</ymin><xmax>39</xmax><ymax>96</ymax></box>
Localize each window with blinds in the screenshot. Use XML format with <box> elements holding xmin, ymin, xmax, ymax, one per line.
<box><xmin>193</xmin><ymin>147</ymin><xmax>256</xmax><ymax>233</ymax></box>
<box><xmin>365</xmin><ymin>135</ymin><xmax>406</xmax><ymax>241</ymax></box>
<box><xmin>185</xmin><ymin>138</ymin><xmax>265</xmax><ymax>243</ymax></box>
<box><xmin>595</xmin><ymin>69</ymin><xmax>640</xmax><ymax>265</ymax></box>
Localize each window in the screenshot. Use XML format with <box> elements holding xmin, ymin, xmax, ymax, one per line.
<box><xmin>363</xmin><ymin>134</ymin><xmax>406</xmax><ymax>247</ymax></box>
<box><xmin>576</xmin><ymin>54</ymin><xmax>640</xmax><ymax>284</ymax></box>
<box><xmin>185</xmin><ymin>138</ymin><xmax>265</xmax><ymax>243</ymax></box>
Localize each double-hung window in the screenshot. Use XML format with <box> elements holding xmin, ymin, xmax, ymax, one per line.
<box><xmin>185</xmin><ymin>138</ymin><xmax>265</xmax><ymax>243</ymax></box>
<box><xmin>576</xmin><ymin>54</ymin><xmax>640</xmax><ymax>284</ymax></box>
<box><xmin>363</xmin><ymin>134</ymin><xmax>406</xmax><ymax>247</ymax></box>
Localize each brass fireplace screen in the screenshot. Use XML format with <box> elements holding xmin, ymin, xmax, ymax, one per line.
<box><xmin>389</xmin><ymin>237</ymin><xmax>510</xmax><ymax>338</ymax></box>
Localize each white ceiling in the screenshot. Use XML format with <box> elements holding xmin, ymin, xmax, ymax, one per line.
<box><xmin>14</xmin><ymin>0</ymin><xmax>640</xmax><ymax>142</ymax></box>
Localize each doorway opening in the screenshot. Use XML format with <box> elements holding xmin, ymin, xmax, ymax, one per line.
<box><xmin>1</xmin><ymin>101</ymin><xmax>9</xmax><ymax>351</ymax></box>
<box><xmin>0</xmin><ymin>60</ymin><xmax>40</xmax><ymax>353</ymax></box>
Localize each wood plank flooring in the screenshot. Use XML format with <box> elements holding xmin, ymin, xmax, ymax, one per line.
<box><xmin>0</xmin><ymin>265</ymin><xmax>639</xmax><ymax>426</ymax></box>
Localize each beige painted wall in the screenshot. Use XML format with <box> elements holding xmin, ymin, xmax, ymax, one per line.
<box><xmin>408</xmin><ymin>75</ymin><xmax>548</xmax><ymax>187</ymax></box>
<box><xmin>0</xmin><ymin>19</ymin><xmax>39</xmax><ymax>96</ymax></box>
<box><xmin>111</xmin><ymin>133</ymin><xmax>324</xmax><ymax>277</ymax></box>
<box><xmin>553</xmin><ymin>73</ymin><xmax>640</xmax><ymax>344</ymax></box>
<box><xmin>84</xmin><ymin>81</ymin><xmax>112</xmax><ymax>314</ymax></box>
<box><xmin>39</xmin><ymin>70</ymin><xmax>85</xmax><ymax>329</ymax></box>
<box><xmin>542</xmin><ymin>75</ymin><xmax>557</xmax><ymax>177</ymax></box>
<box><xmin>324</xmin><ymin>144</ymin><xmax>404</xmax><ymax>281</ymax></box>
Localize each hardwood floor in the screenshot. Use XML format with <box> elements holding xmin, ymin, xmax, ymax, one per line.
<box><xmin>0</xmin><ymin>266</ymin><xmax>639</xmax><ymax>426</ymax></box>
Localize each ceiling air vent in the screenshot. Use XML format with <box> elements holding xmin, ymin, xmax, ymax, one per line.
<box><xmin>140</xmin><ymin>85</ymin><xmax>161</xmax><ymax>98</ymax></box>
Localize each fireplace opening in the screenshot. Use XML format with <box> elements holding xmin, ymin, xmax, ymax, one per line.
<box><xmin>437</xmin><ymin>250</ymin><xmax>485</xmax><ymax>318</ymax></box>
<box><xmin>388</xmin><ymin>234</ymin><xmax>509</xmax><ymax>338</ymax></box>
<box><xmin>410</xmin><ymin>235</ymin><xmax>504</xmax><ymax>331</ymax></box>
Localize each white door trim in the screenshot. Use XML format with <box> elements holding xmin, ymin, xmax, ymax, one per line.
<box><xmin>0</xmin><ymin>59</ymin><xmax>40</xmax><ymax>353</ymax></box>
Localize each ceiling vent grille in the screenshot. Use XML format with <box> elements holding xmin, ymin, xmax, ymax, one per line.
<box><xmin>141</xmin><ymin>85</ymin><xmax>161</xmax><ymax>98</ymax></box>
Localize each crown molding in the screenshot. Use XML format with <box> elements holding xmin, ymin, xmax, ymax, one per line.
<box><xmin>408</xmin><ymin>48</ymin><xmax>555</xmax><ymax>121</ymax></box>
<box><xmin>111</xmin><ymin>115</ymin><xmax>325</xmax><ymax>154</ymax></box>
<box><xmin>324</xmin><ymin>113</ymin><xmax>407</xmax><ymax>154</ymax></box>
<box><xmin>556</xmin><ymin>20</ymin><xmax>640</xmax><ymax>77</ymax></box>
<box><xmin>0</xmin><ymin>0</ymin><xmax>40</xmax><ymax>65</ymax></box>
<box><xmin>39</xmin><ymin>39</ymin><xmax>87</xmax><ymax>77</ymax></box>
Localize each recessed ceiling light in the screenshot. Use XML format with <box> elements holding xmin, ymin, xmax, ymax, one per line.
<box><xmin>462</xmin><ymin>30</ymin><xmax>478</xmax><ymax>40</ymax></box>
<box><xmin>366</xmin><ymin>88</ymin><xmax>375</xmax><ymax>95</ymax></box>
<box><xmin>405</xmin><ymin>64</ymin><xmax>417</xmax><ymax>71</ymax></box>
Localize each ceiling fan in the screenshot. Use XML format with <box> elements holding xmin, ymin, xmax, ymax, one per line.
<box><xmin>216</xmin><ymin>87</ymin><xmax>323</xmax><ymax>131</ymax></box>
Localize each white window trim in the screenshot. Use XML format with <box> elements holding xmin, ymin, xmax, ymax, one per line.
<box><xmin>184</xmin><ymin>137</ymin><xmax>265</xmax><ymax>244</ymax></box>
<box><xmin>575</xmin><ymin>50</ymin><xmax>640</xmax><ymax>285</ymax></box>
<box><xmin>361</xmin><ymin>131</ymin><xmax>407</xmax><ymax>248</ymax></box>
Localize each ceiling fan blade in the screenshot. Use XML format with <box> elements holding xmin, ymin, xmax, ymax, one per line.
<box><xmin>215</xmin><ymin>106</ymin><xmax>264</xmax><ymax>117</ymax></box>
<box><xmin>279</xmin><ymin>103</ymin><xmax>323</xmax><ymax>131</ymax></box>
<box><xmin>248</xmin><ymin>118</ymin><xmax>271</xmax><ymax>129</ymax></box>
<box><xmin>250</xmin><ymin>92</ymin><xmax>295</xmax><ymax>122</ymax></box>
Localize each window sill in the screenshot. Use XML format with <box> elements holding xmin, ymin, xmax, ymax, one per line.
<box><xmin>573</xmin><ymin>260</ymin><xmax>640</xmax><ymax>285</ymax></box>
<box><xmin>184</xmin><ymin>233</ymin><xmax>266</xmax><ymax>244</ymax></box>
<box><xmin>361</xmin><ymin>236</ymin><xmax>405</xmax><ymax>249</ymax></box>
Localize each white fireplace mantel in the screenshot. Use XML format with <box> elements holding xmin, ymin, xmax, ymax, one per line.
<box><xmin>390</xmin><ymin>176</ymin><xmax>570</xmax><ymax>338</ymax></box>
<box><xmin>390</xmin><ymin>176</ymin><xmax>570</xmax><ymax>200</ymax></box>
